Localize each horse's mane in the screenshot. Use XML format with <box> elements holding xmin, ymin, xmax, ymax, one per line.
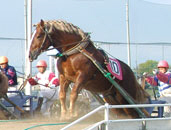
<box><xmin>44</xmin><ymin>20</ymin><xmax>89</xmax><ymax>40</ymax></box>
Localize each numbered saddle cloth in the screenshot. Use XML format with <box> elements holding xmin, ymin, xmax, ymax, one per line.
<box><xmin>106</xmin><ymin>58</ymin><xmax>123</xmax><ymax>80</ymax></box>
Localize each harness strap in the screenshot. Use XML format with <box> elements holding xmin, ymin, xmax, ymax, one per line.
<box><xmin>62</xmin><ymin>41</ymin><xmax>89</xmax><ymax>56</ymax></box>
<box><xmin>77</xmin><ymin>48</ymin><xmax>147</xmax><ymax>118</ymax></box>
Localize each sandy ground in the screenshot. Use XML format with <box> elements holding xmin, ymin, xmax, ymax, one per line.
<box><xmin>0</xmin><ymin>119</ymin><xmax>89</xmax><ymax>130</ymax></box>
<box><xmin>0</xmin><ymin>112</ymin><xmax>104</xmax><ymax>130</ymax></box>
<box><xmin>1</xmin><ymin>110</ymin><xmax>171</xmax><ymax>130</ymax></box>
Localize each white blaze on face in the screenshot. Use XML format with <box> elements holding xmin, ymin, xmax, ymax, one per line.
<box><xmin>27</xmin><ymin>30</ymin><xmax>37</xmax><ymax>58</ymax></box>
<box><xmin>30</xmin><ymin>30</ymin><xmax>37</xmax><ymax>45</ymax></box>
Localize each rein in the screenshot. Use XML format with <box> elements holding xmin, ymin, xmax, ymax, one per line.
<box><xmin>46</xmin><ymin>39</ymin><xmax>89</xmax><ymax>52</ymax></box>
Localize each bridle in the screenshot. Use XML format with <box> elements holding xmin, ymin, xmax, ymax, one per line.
<box><xmin>30</xmin><ymin>24</ymin><xmax>54</xmax><ymax>60</ymax></box>
<box><xmin>32</xmin><ymin>23</ymin><xmax>90</xmax><ymax>58</ymax></box>
<box><xmin>38</xmin><ymin>24</ymin><xmax>54</xmax><ymax>52</ymax></box>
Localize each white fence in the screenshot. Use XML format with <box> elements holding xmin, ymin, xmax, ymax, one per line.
<box><xmin>61</xmin><ymin>103</ymin><xmax>171</xmax><ymax>130</ymax></box>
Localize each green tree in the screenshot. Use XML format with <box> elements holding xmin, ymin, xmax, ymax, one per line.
<box><xmin>137</xmin><ymin>60</ymin><xmax>158</xmax><ymax>75</ymax></box>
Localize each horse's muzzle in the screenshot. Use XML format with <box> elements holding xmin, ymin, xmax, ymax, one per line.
<box><xmin>29</xmin><ymin>50</ymin><xmax>39</xmax><ymax>62</ymax></box>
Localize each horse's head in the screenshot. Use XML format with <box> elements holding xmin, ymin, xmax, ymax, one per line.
<box><xmin>29</xmin><ymin>19</ymin><xmax>53</xmax><ymax>62</ymax></box>
<box><xmin>29</xmin><ymin>19</ymin><xmax>91</xmax><ymax>61</ymax></box>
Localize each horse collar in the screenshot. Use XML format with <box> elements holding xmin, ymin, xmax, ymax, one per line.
<box><xmin>62</xmin><ymin>41</ymin><xmax>89</xmax><ymax>56</ymax></box>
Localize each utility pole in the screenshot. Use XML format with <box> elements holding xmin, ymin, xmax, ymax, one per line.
<box><xmin>24</xmin><ymin>0</ymin><xmax>28</xmax><ymax>74</ymax></box>
<box><xmin>126</xmin><ymin>0</ymin><xmax>131</xmax><ymax>67</ymax></box>
<box><xmin>24</xmin><ymin>0</ymin><xmax>32</xmax><ymax>97</ymax></box>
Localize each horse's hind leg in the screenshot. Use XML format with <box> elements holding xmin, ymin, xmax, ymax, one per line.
<box><xmin>59</xmin><ymin>75</ymin><xmax>70</xmax><ymax>120</ymax></box>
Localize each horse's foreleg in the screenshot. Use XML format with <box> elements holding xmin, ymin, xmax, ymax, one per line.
<box><xmin>59</xmin><ymin>75</ymin><xmax>70</xmax><ymax>120</ymax></box>
<box><xmin>69</xmin><ymin>86</ymin><xmax>79</xmax><ymax>118</ymax></box>
<box><xmin>69</xmin><ymin>74</ymin><xmax>85</xmax><ymax>118</ymax></box>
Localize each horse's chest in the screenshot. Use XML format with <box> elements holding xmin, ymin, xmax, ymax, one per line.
<box><xmin>61</xmin><ymin>56</ymin><xmax>84</xmax><ymax>76</ymax></box>
<box><xmin>61</xmin><ymin>63</ymin><xmax>75</xmax><ymax>79</ymax></box>
<box><xmin>63</xmin><ymin>67</ymin><xmax>74</xmax><ymax>75</ymax></box>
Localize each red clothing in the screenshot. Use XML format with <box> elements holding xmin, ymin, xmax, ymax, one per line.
<box><xmin>156</xmin><ymin>72</ymin><xmax>171</xmax><ymax>84</ymax></box>
<box><xmin>35</xmin><ymin>70</ymin><xmax>59</xmax><ymax>89</ymax></box>
<box><xmin>28</xmin><ymin>70</ymin><xmax>59</xmax><ymax>89</ymax></box>
<box><xmin>145</xmin><ymin>76</ymin><xmax>158</xmax><ymax>86</ymax></box>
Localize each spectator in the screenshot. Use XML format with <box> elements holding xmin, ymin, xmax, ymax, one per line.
<box><xmin>0</xmin><ymin>56</ymin><xmax>18</xmax><ymax>92</ymax></box>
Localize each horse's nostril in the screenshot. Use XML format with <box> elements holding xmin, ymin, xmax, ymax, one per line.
<box><xmin>29</xmin><ymin>53</ymin><xmax>33</xmax><ymax>61</ymax></box>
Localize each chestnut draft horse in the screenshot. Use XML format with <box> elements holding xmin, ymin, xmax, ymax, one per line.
<box><xmin>29</xmin><ymin>19</ymin><xmax>150</xmax><ymax>120</ymax></box>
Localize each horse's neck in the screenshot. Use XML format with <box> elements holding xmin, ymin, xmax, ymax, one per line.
<box><xmin>53</xmin><ymin>33</ymin><xmax>83</xmax><ymax>53</ymax></box>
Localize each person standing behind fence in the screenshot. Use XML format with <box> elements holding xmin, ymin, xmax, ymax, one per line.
<box><xmin>0</xmin><ymin>56</ymin><xmax>18</xmax><ymax>92</ymax></box>
<box><xmin>144</xmin><ymin>60</ymin><xmax>171</xmax><ymax>117</ymax></box>
<box><xmin>28</xmin><ymin>60</ymin><xmax>59</xmax><ymax>117</ymax></box>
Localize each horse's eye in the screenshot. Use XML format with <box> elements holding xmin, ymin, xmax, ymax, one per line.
<box><xmin>37</xmin><ymin>33</ymin><xmax>45</xmax><ymax>39</ymax></box>
<box><xmin>37</xmin><ymin>35</ymin><xmax>42</xmax><ymax>39</ymax></box>
<box><xmin>37</xmin><ymin>33</ymin><xmax>44</xmax><ymax>39</ymax></box>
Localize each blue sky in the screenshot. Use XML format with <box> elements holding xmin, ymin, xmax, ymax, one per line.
<box><xmin>0</xmin><ymin>0</ymin><xmax>171</xmax><ymax>72</ymax></box>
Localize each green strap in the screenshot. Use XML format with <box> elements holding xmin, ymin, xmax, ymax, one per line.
<box><xmin>24</xmin><ymin>122</ymin><xmax>69</xmax><ymax>130</ymax></box>
<box><xmin>56</xmin><ymin>53</ymin><xmax>63</xmax><ymax>57</ymax></box>
<box><xmin>105</xmin><ymin>73</ymin><xmax>111</xmax><ymax>78</ymax></box>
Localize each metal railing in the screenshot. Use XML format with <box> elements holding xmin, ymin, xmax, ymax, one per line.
<box><xmin>61</xmin><ymin>103</ymin><xmax>171</xmax><ymax>130</ymax></box>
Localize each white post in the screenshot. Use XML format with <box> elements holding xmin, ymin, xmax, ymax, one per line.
<box><xmin>46</xmin><ymin>48</ymin><xmax>59</xmax><ymax>76</ymax></box>
<box><xmin>54</xmin><ymin>58</ymin><xmax>58</xmax><ymax>77</ymax></box>
<box><xmin>49</xmin><ymin>56</ymin><xmax>53</xmax><ymax>72</ymax></box>
<box><xmin>25</xmin><ymin>0</ymin><xmax>32</xmax><ymax>97</ymax></box>
<box><xmin>24</xmin><ymin>0</ymin><xmax>28</xmax><ymax>74</ymax></box>
<box><xmin>126</xmin><ymin>0</ymin><xmax>131</xmax><ymax>67</ymax></box>
<box><xmin>104</xmin><ymin>103</ymin><xmax>109</xmax><ymax>130</ymax></box>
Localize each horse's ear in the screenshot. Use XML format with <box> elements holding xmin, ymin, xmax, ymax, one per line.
<box><xmin>40</xmin><ymin>19</ymin><xmax>44</xmax><ymax>27</ymax></box>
